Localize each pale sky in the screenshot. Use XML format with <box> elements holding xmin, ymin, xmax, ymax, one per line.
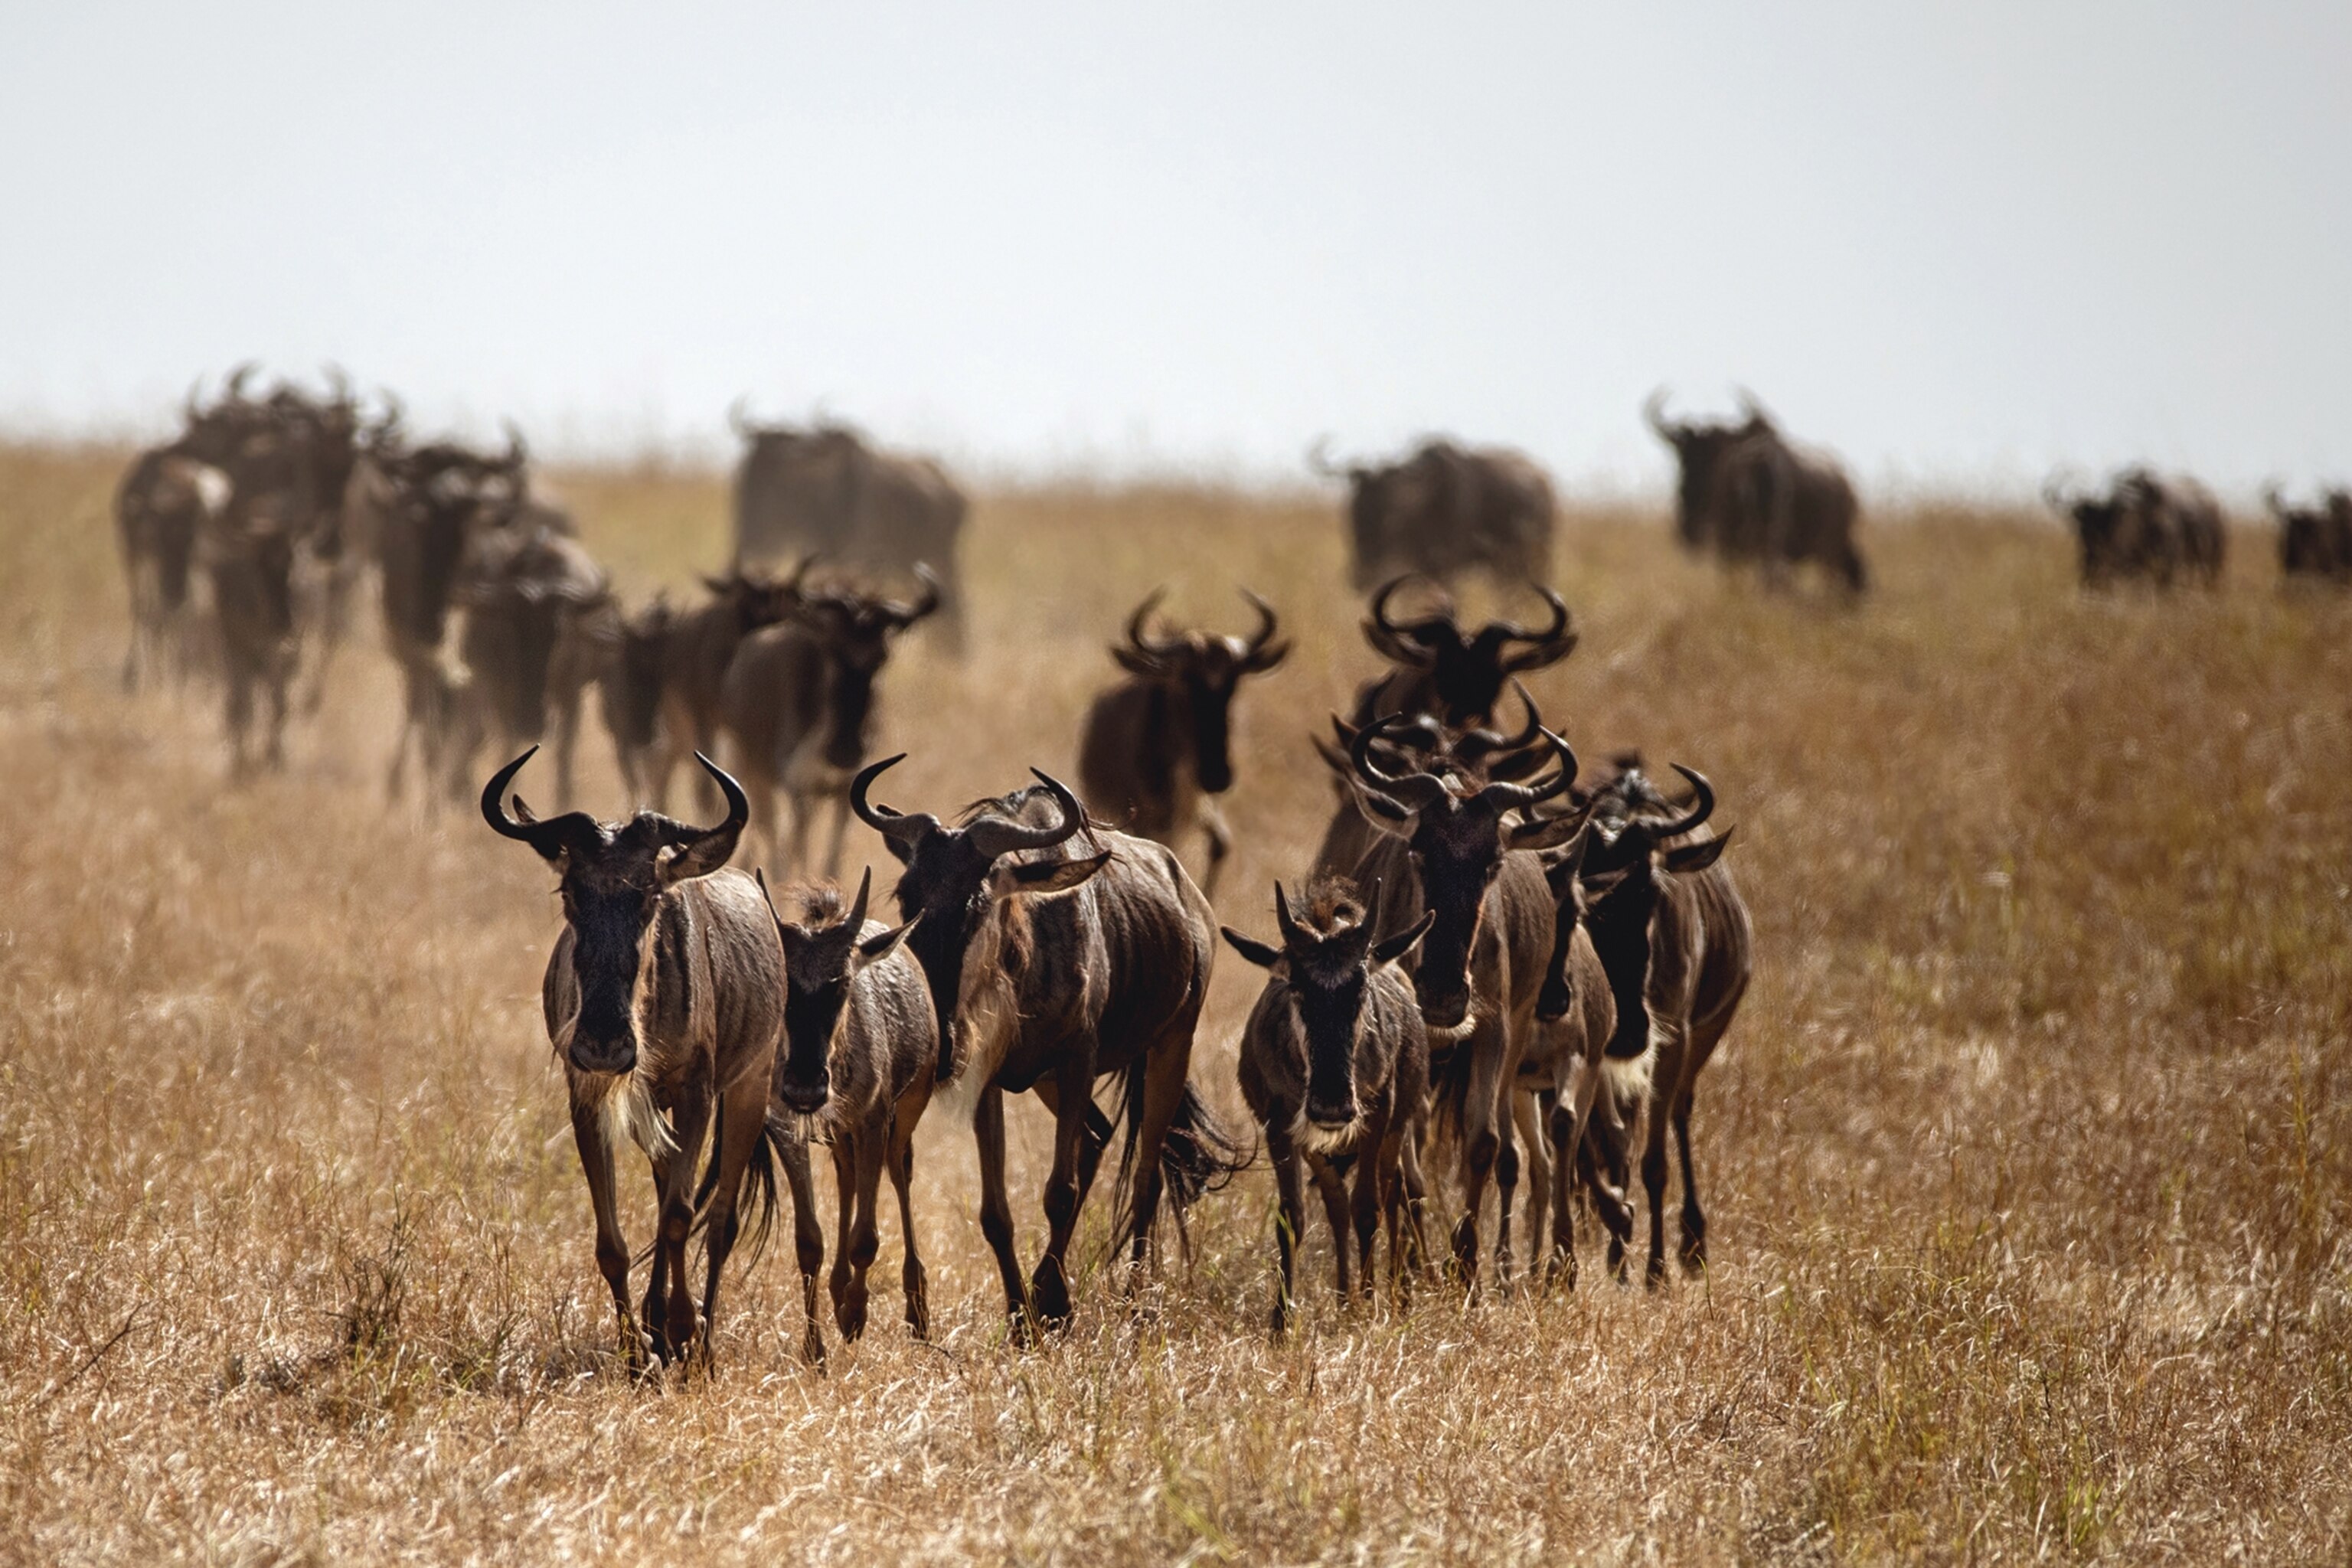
<box><xmin>2</xmin><ymin>3</ymin><xmax>2346</xmax><ymax>493</ymax></box>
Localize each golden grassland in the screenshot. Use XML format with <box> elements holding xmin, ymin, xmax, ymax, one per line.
<box><xmin>0</xmin><ymin>441</ymin><xmax>2347</xmax><ymax>1564</ymax></box>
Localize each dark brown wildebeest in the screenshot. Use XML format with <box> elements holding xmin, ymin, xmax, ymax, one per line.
<box><xmin>1349</xmin><ymin>575</ymin><xmax>1576</xmax><ymax>728</ymax></box>
<box><xmin>1227</xmin><ymin>880</ymin><xmax>1434</xmax><ymax>1331</ymax></box>
<box><xmin>2115</xmin><ymin>468</ymin><xmax>2226</xmax><ymax>588</ymax></box>
<box><xmin>599</xmin><ymin>595</ymin><xmax>676</xmax><ymax>804</ymax></box>
<box><xmin>1076</xmin><ymin>588</ymin><xmax>1289</xmax><ymax>900</ymax></box>
<box><xmin>1570</xmin><ymin>763</ymin><xmax>1750</xmax><ymax>1285</ymax></box>
<box><xmin>752</xmin><ymin>867</ymin><xmax>937</xmax><ymax>1346</ymax></box>
<box><xmin>730</xmin><ymin>408</ymin><xmax>969</xmax><ymax>652</ymax></box>
<box><xmin>449</xmin><ymin>523</ymin><xmax>615</xmax><ymax>808</ymax></box>
<box><xmin>1312</xmin><ymin>437</ymin><xmax>1557</xmax><ymax>590</ymax></box>
<box><xmin>718</xmin><ymin>569</ymin><xmax>939</xmax><ymax>877</ymax></box>
<box><xmin>639</xmin><ymin>561</ymin><xmax>813</xmax><ymax>814</ymax></box>
<box><xmin>850</xmin><ymin>756</ymin><xmax>1246</xmax><ymax>1335</ymax></box>
<box><xmin>195</xmin><ymin>505</ymin><xmax>301</xmax><ymax>778</ymax></box>
<box><xmin>1647</xmin><ymin>390</ymin><xmax>1867</xmax><ymax>593</ymax></box>
<box><xmin>1307</xmin><ymin>688</ymin><xmax>1553</xmax><ymax>885</ymax></box>
<box><xmin>481</xmin><ymin>748</ymin><xmax>807</xmax><ymax>1370</ymax></box>
<box><xmin>1341</xmin><ymin>714</ymin><xmax>1579</xmax><ymax>1288</ymax></box>
<box><xmin>115</xmin><ymin>446</ymin><xmax>231</xmax><ymax>691</ymax></box>
<box><xmin>2267</xmin><ymin>485</ymin><xmax>2352</xmax><ymax>583</ymax></box>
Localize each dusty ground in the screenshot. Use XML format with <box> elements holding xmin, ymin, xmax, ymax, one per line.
<box><xmin>0</xmin><ymin>443</ymin><xmax>2346</xmax><ymax>1563</ymax></box>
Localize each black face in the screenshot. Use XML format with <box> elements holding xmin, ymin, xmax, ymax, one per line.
<box><xmin>554</xmin><ymin>822</ymin><xmax>673</xmax><ymax>1075</ymax></box>
<box><xmin>1534</xmin><ymin>855</ymin><xmax>1587</xmax><ymax>1023</ymax></box>
<box><xmin>1579</xmin><ymin>851</ymin><xmax>1661</xmax><ymax>1060</ymax></box>
<box><xmin>776</xmin><ymin>922</ymin><xmax>859</xmax><ymax>1114</ymax></box>
<box><xmin>1663</xmin><ymin>423</ymin><xmax>1759</xmax><ymax>547</ymax></box>
<box><xmin>817</xmin><ymin>613</ymin><xmax>896</xmax><ymax>771</ymax></box>
<box><xmin>1182</xmin><ymin>658</ymin><xmax>1244</xmax><ymax>795</ymax></box>
<box><xmin>887</xmin><ymin>830</ymin><xmax>1000</xmax><ymax>1077</ymax></box>
<box><xmin>2073</xmin><ymin>500</ymin><xmax>2123</xmax><ymax>577</ymax></box>
<box><xmin>1398</xmin><ymin>796</ymin><xmax>1511</xmax><ymax>1029</ymax></box>
<box><xmin>1288</xmin><ymin>933</ymin><xmax>1374</xmax><ymax>1127</ymax></box>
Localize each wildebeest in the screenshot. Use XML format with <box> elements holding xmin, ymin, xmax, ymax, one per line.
<box><xmin>1342</xmin><ymin>714</ymin><xmax>1579</xmax><ymax>1286</ymax></box>
<box><xmin>1645</xmin><ymin>390</ymin><xmax>1867</xmax><ymax>593</ymax></box>
<box><xmin>1350</xmin><ymin>576</ymin><xmax>1576</xmax><ymax>728</ymax></box>
<box><xmin>450</xmin><ymin>523</ymin><xmax>615</xmax><ymax>808</ymax></box>
<box><xmin>635</xmin><ymin>562</ymin><xmax>813</xmax><ymax>815</ymax></box>
<box><xmin>1226</xmin><ymin>880</ymin><xmax>1434</xmax><ymax>1331</ymax></box>
<box><xmin>2047</xmin><ymin>468</ymin><xmax>2226</xmax><ymax>589</ymax></box>
<box><xmin>718</xmin><ymin>569</ymin><xmax>939</xmax><ymax>878</ymax></box>
<box><xmin>1572</xmin><ymin>763</ymin><xmax>1750</xmax><ymax>1285</ymax></box>
<box><xmin>1312</xmin><ymin>437</ymin><xmax>1557</xmax><ymax>590</ymax></box>
<box><xmin>1077</xmin><ymin>589</ymin><xmax>1289</xmax><ymax>900</ymax></box>
<box><xmin>730</xmin><ymin>408</ymin><xmax>969</xmax><ymax>651</ymax></box>
<box><xmin>197</xmin><ymin>507</ymin><xmax>300</xmax><ymax>778</ymax></box>
<box><xmin>850</xmin><ymin>756</ymin><xmax>1246</xmax><ymax>1334</ymax></box>
<box><xmin>598</xmin><ymin>595</ymin><xmax>676</xmax><ymax>804</ymax></box>
<box><xmin>753</xmin><ymin>867</ymin><xmax>936</xmax><ymax>1346</ymax></box>
<box><xmin>481</xmin><ymin>748</ymin><xmax>805</xmax><ymax>1370</ymax></box>
<box><xmin>2267</xmin><ymin>485</ymin><xmax>2352</xmax><ymax>583</ymax></box>
<box><xmin>115</xmin><ymin>446</ymin><xmax>230</xmax><ymax>691</ymax></box>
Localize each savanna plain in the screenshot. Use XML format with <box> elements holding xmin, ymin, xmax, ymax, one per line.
<box><xmin>1</xmin><ymin>443</ymin><xmax>2347</xmax><ymax>1565</ymax></box>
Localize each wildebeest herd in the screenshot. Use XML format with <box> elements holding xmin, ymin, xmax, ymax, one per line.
<box><xmin>110</xmin><ymin>370</ymin><xmax>2349</xmax><ymax>1367</ymax></box>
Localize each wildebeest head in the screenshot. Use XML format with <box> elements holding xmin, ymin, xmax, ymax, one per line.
<box><xmin>1349</xmin><ymin>713</ymin><xmax>1578</xmax><ymax>1030</ymax></box>
<box><xmin>482</xmin><ymin>746</ymin><xmax>749</xmax><ymax>1076</ymax></box>
<box><xmin>1575</xmin><ymin>766</ymin><xmax>1729</xmax><ymax>1054</ymax></box>
<box><xmin>1362</xmin><ymin>576</ymin><xmax>1576</xmax><ymax>724</ymax></box>
<box><xmin>1113</xmin><ymin>587</ymin><xmax>1289</xmax><ymax>793</ymax></box>
<box><xmin>851</xmin><ymin>755</ymin><xmax>1109</xmax><ymax>1079</ymax></box>
<box><xmin>2046</xmin><ymin>476</ymin><xmax>2128</xmax><ymax>583</ymax></box>
<box><xmin>701</xmin><ymin>554</ymin><xmax>815</xmax><ymax>635</ymax></box>
<box><xmin>1223</xmin><ymin>881</ymin><xmax>1432</xmax><ymax>1133</ymax></box>
<box><xmin>1645</xmin><ymin>389</ymin><xmax>1773</xmax><ymax>550</ymax></box>
<box><xmin>789</xmin><ymin>566</ymin><xmax>941</xmax><ymax>770</ymax></box>
<box><xmin>753</xmin><ymin>867</ymin><xmax>918</xmax><ymax>1118</ymax></box>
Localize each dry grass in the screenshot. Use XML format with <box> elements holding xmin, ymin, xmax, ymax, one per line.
<box><xmin>1</xmin><ymin>442</ymin><xmax>2347</xmax><ymax>1564</ymax></box>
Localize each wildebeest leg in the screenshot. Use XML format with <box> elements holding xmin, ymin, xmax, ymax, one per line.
<box><xmin>1494</xmin><ymin>1119</ymin><xmax>1521</xmax><ymax>1285</ymax></box>
<box><xmin>773</xmin><ymin>1128</ymin><xmax>828</xmax><ymax>1366</ymax></box>
<box><xmin>1195</xmin><ymin>798</ymin><xmax>1233</xmax><ymax>902</ymax></box>
<box><xmin>568</xmin><ymin>1098</ymin><xmax>648</xmax><ymax>1374</ymax></box>
<box><xmin>974</xmin><ymin>1086</ymin><xmax>1035</xmax><ymax>1338</ymax></box>
<box><xmin>1550</xmin><ymin>1059</ymin><xmax>1607</xmax><ymax>1288</ymax></box>
<box><xmin>692</xmin><ymin>1079</ymin><xmax>769</xmax><ymax>1368</ymax></box>
<box><xmin>1031</xmin><ymin>1051</ymin><xmax>1101</xmax><ymax>1328</ymax></box>
<box><xmin>1031</xmin><ymin>1079</ymin><xmax>1113</xmax><ymax>1216</ymax></box>
<box><xmin>1396</xmin><ymin>1120</ymin><xmax>1433</xmax><ymax>1298</ymax></box>
<box><xmin>1641</xmin><ymin>1027</ymin><xmax>1690</xmax><ymax>1289</ymax></box>
<box><xmin>827</xmin><ymin>1133</ymin><xmax>858</xmax><ymax>1331</ymax></box>
<box><xmin>1308</xmin><ymin>1152</ymin><xmax>1353</xmax><ymax>1301</ymax></box>
<box><xmin>262</xmin><ymin>659</ymin><xmax>289</xmax><ymax>771</ymax></box>
<box><xmin>1266</xmin><ymin>1125</ymin><xmax>1305</xmax><ymax>1336</ymax></box>
<box><xmin>223</xmin><ymin>662</ymin><xmax>256</xmax><ymax>780</ymax></box>
<box><xmin>887</xmin><ymin>1083</ymin><xmax>932</xmax><ymax>1338</ymax></box>
<box><xmin>550</xmin><ymin>685</ymin><xmax>582</xmax><ymax>810</ymax></box>
<box><xmin>836</xmin><ymin>1125</ymin><xmax>888</xmax><ymax>1341</ymax></box>
<box><xmin>645</xmin><ymin>1087</ymin><xmax>712</xmax><ymax>1362</ymax></box>
<box><xmin>822</xmin><ymin>790</ymin><xmax>853</xmax><ymax>882</ymax></box>
<box><xmin>1672</xmin><ymin>1086</ymin><xmax>1706</xmax><ymax>1273</ymax></box>
<box><xmin>1449</xmin><ymin>1014</ymin><xmax>1513</xmax><ymax>1294</ymax></box>
<box><xmin>1581</xmin><ymin>1095</ymin><xmax>1637</xmax><ymax>1281</ymax></box>
<box><xmin>782</xmin><ymin>782</ymin><xmax>815</xmax><ymax>880</ymax></box>
<box><xmin>1117</xmin><ymin>1000</ymin><xmax>1206</xmax><ymax>1283</ymax></box>
<box><xmin>1350</xmin><ymin>1107</ymin><xmax>1393</xmax><ymax>1305</ymax></box>
<box><xmin>1516</xmin><ymin>1089</ymin><xmax>1553</xmax><ymax>1283</ymax></box>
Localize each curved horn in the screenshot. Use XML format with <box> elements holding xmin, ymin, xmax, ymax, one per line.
<box><xmin>1364</xmin><ymin>574</ymin><xmax>1452</xmax><ymax>665</ymax></box>
<box><xmin>1307</xmin><ymin>436</ymin><xmax>1347</xmax><ymax>479</ymax></box>
<box><xmin>1497</xmin><ymin>588</ymin><xmax>1577</xmax><ymax>672</ymax></box>
<box><xmin>1121</xmin><ymin>588</ymin><xmax>1185</xmax><ymax>662</ymax></box>
<box><xmin>888</xmin><ymin>561</ymin><xmax>943</xmax><ymax>626</ymax></box>
<box><xmin>1642</xmin><ymin>387</ymin><xmax>1676</xmax><ymax>438</ymax></box>
<box><xmin>1349</xmin><ymin>714</ymin><xmax>1452</xmax><ymax>812</ymax></box>
<box><xmin>727</xmin><ymin>395</ymin><xmax>754</xmax><ymax>439</ymax></box>
<box><xmin>1236</xmin><ymin>587</ymin><xmax>1286</xmax><ymax>670</ymax></box>
<box><xmin>1478</xmin><ymin>728</ymin><xmax>1579</xmax><ymax>812</ymax></box>
<box><xmin>479</xmin><ymin>746</ymin><xmax>597</xmax><ymax>858</ymax></box>
<box><xmin>966</xmin><ymin>769</ymin><xmax>1086</xmax><ymax>861</ymax></box>
<box><xmin>500</xmin><ymin>422</ymin><xmax>529</xmax><ymax>473</ymax></box>
<box><xmin>1650</xmin><ymin>764</ymin><xmax>1717</xmax><ymax>841</ymax></box>
<box><xmin>2042</xmin><ymin>475</ymin><xmax>2073</xmax><ymax>515</ymax></box>
<box><xmin>2262</xmin><ymin>482</ymin><xmax>2286</xmax><ymax>518</ymax></box>
<box><xmin>652</xmin><ymin>753</ymin><xmax>752</xmax><ymax>882</ymax></box>
<box><xmin>845</xmin><ymin>865</ymin><xmax>872</xmax><ymax>933</ymax></box>
<box><xmin>225</xmin><ymin>362</ymin><xmax>257</xmax><ymax>401</ymax></box>
<box><xmin>849</xmin><ymin>753</ymin><xmax>936</xmax><ymax>851</ymax></box>
<box><xmin>1272</xmin><ymin>880</ymin><xmax>1306</xmax><ymax>950</ymax></box>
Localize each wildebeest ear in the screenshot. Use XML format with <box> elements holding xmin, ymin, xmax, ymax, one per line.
<box><xmin>1370</xmin><ymin>909</ymin><xmax>1436</xmax><ymax>967</ymax></box>
<box><xmin>1110</xmin><ymin>645</ymin><xmax>1168</xmax><ymax>679</ymax></box>
<box><xmin>1219</xmin><ymin>926</ymin><xmax>1284</xmax><ymax>971</ymax></box>
<box><xmin>1662</xmin><ymin>828</ymin><xmax>1732</xmax><ymax>874</ymax></box>
<box><xmin>854</xmin><ymin>913</ymin><xmax>920</xmax><ymax>967</ymax></box>
<box><xmin>1352</xmin><ymin>782</ymin><xmax>1416</xmax><ymax>835</ymax></box>
<box><xmin>1509</xmin><ymin>808</ymin><xmax>1585</xmax><ymax>851</ymax></box>
<box><xmin>990</xmin><ymin>851</ymin><xmax>1111</xmax><ymax>900</ymax></box>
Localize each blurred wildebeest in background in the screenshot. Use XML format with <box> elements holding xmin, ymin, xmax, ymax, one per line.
<box><xmin>718</xmin><ymin>567</ymin><xmax>939</xmax><ymax>877</ymax></box>
<box><xmin>1645</xmin><ymin>390</ymin><xmax>1867</xmax><ymax>594</ymax></box>
<box><xmin>2047</xmin><ymin>467</ymin><xmax>2226</xmax><ymax>589</ymax></box>
<box><xmin>598</xmin><ymin>596</ymin><xmax>676</xmax><ymax>804</ymax></box>
<box><xmin>1312</xmin><ymin>436</ymin><xmax>1557</xmax><ymax>590</ymax></box>
<box><xmin>481</xmin><ymin>749</ymin><xmax>799</xmax><ymax>1372</ymax></box>
<box><xmin>449</xmin><ymin>522</ymin><xmax>615</xmax><ymax>808</ymax></box>
<box><xmin>2267</xmin><ymin>485</ymin><xmax>2352</xmax><ymax>584</ymax></box>
<box><xmin>851</xmin><ymin>757</ymin><xmax>1247</xmax><ymax>1336</ymax></box>
<box><xmin>1077</xmin><ymin>587</ymin><xmax>1289</xmax><ymax>900</ymax></box>
<box><xmin>627</xmin><ymin>560</ymin><xmax>815</xmax><ymax>815</ymax></box>
<box><xmin>730</xmin><ymin>405</ymin><xmax>969</xmax><ymax>652</ymax></box>
<box><xmin>1351</xmin><ymin>575</ymin><xmax>1576</xmax><ymax>727</ymax></box>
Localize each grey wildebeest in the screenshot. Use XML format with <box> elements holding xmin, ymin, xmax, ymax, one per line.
<box><xmin>718</xmin><ymin>568</ymin><xmax>940</xmax><ymax>878</ymax></box>
<box><xmin>850</xmin><ymin>756</ymin><xmax>1247</xmax><ymax>1335</ymax></box>
<box><xmin>2267</xmin><ymin>485</ymin><xmax>2352</xmax><ymax>584</ymax></box>
<box><xmin>1226</xmin><ymin>880</ymin><xmax>1434</xmax><ymax>1331</ymax></box>
<box><xmin>730</xmin><ymin>409</ymin><xmax>969</xmax><ymax>652</ymax></box>
<box><xmin>1571</xmin><ymin>763</ymin><xmax>1750</xmax><ymax>1285</ymax></box>
<box><xmin>481</xmin><ymin>748</ymin><xmax>807</xmax><ymax>1370</ymax></box>
<box><xmin>1312</xmin><ymin>437</ymin><xmax>1557</xmax><ymax>589</ymax></box>
<box><xmin>752</xmin><ymin>868</ymin><xmax>937</xmax><ymax>1345</ymax></box>
<box><xmin>449</xmin><ymin>523</ymin><xmax>616</xmax><ymax>809</ymax></box>
<box><xmin>1342</xmin><ymin>714</ymin><xmax>1580</xmax><ymax>1288</ymax></box>
<box><xmin>1646</xmin><ymin>390</ymin><xmax>1867</xmax><ymax>593</ymax></box>
<box><xmin>1076</xmin><ymin>588</ymin><xmax>1289</xmax><ymax>900</ymax></box>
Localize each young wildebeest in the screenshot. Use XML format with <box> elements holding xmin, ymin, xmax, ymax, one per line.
<box><xmin>1077</xmin><ymin>587</ymin><xmax>1289</xmax><ymax>900</ymax></box>
<box><xmin>1573</xmin><ymin>765</ymin><xmax>1749</xmax><ymax>1285</ymax></box>
<box><xmin>753</xmin><ymin>867</ymin><xmax>935</xmax><ymax>1350</ymax></box>
<box><xmin>719</xmin><ymin>568</ymin><xmax>939</xmax><ymax>878</ymax></box>
<box><xmin>1226</xmin><ymin>880</ymin><xmax>1433</xmax><ymax>1331</ymax></box>
<box><xmin>481</xmin><ymin>747</ymin><xmax>810</xmax><ymax>1370</ymax></box>
<box><xmin>851</xmin><ymin>756</ymin><xmax>1247</xmax><ymax>1336</ymax></box>
<box><xmin>1344</xmin><ymin>714</ymin><xmax>1579</xmax><ymax>1289</ymax></box>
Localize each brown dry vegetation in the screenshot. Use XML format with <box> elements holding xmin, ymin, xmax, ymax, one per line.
<box><xmin>1</xmin><ymin>442</ymin><xmax>2347</xmax><ymax>1564</ymax></box>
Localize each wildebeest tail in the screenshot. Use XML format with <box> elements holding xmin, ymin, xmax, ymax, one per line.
<box><xmin>1110</xmin><ymin>1063</ymin><xmax>1253</xmax><ymax>1253</ymax></box>
<box><xmin>683</xmin><ymin>1099</ymin><xmax>782</xmax><ymax>1269</ymax></box>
